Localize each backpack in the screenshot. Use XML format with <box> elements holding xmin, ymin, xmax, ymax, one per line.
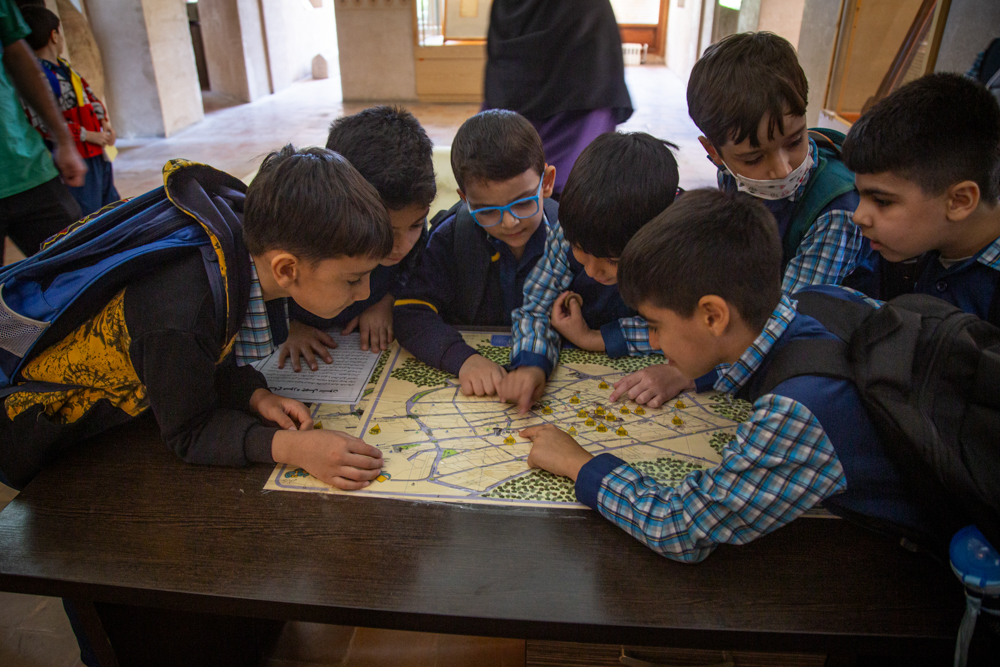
<box><xmin>742</xmin><ymin>289</ymin><xmax>1000</xmax><ymax>551</ymax></box>
<box><xmin>0</xmin><ymin>161</ymin><xmax>251</xmax><ymax>396</ymax></box>
<box><xmin>781</xmin><ymin>129</ymin><xmax>857</xmax><ymax>270</ymax></box>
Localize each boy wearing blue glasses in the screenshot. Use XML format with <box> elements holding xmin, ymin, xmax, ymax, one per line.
<box><xmin>393</xmin><ymin>110</ymin><xmax>556</xmax><ymax>396</ymax></box>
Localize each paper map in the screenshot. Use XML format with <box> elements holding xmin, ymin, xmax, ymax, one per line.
<box><xmin>265</xmin><ymin>333</ymin><xmax>753</xmax><ymax>508</ymax></box>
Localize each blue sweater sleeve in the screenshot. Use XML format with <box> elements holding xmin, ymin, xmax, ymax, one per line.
<box><xmin>393</xmin><ymin>219</ymin><xmax>477</xmax><ymax>375</ymax></box>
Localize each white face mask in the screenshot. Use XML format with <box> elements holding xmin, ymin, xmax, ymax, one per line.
<box><xmin>722</xmin><ymin>150</ymin><xmax>814</xmax><ymax>201</ymax></box>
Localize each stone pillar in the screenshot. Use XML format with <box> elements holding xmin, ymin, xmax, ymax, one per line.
<box><xmin>199</xmin><ymin>0</ymin><xmax>272</xmax><ymax>103</ymax></box>
<box><xmin>333</xmin><ymin>0</ymin><xmax>416</xmax><ymax>101</ymax></box>
<box><xmin>85</xmin><ymin>0</ymin><xmax>204</xmax><ymax>138</ymax></box>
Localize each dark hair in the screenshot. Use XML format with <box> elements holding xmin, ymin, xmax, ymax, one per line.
<box><xmin>618</xmin><ymin>189</ymin><xmax>782</xmax><ymax>331</ymax></box>
<box><xmin>687</xmin><ymin>32</ymin><xmax>808</xmax><ymax>149</ymax></box>
<box><xmin>244</xmin><ymin>145</ymin><xmax>393</xmax><ymax>261</ymax></box>
<box><xmin>450</xmin><ymin>110</ymin><xmax>545</xmax><ymax>190</ymax></box>
<box><xmin>20</xmin><ymin>6</ymin><xmax>59</xmax><ymax>51</ymax></box>
<box><xmin>843</xmin><ymin>73</ymin><xmax>1000</xmax><ymax>203</ymax></box>
<box><xmin>559</xmin><ymin>132</ymin><xmax>679</xmax><ymax>258</ymax></box>
<box><xmin>326</xmin><ymin>105</ymin><xmax>436</xmax><ymax>210</ymax></box>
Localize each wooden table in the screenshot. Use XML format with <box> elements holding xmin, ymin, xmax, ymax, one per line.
<box><xmin>0</xmin><ymin>416</ymin><xmax>968</xmax><ymax>665</ymax></box>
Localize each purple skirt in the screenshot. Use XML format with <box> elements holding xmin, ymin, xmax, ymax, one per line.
<box><xmin>530</xmin><ymin>108</ymin><xmax>618</xmax><ymax>194</ymax></box>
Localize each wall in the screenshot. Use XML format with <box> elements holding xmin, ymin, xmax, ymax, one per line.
<box><xmin>140</xmin><ymin>0</ymin><xmax>204</xmax><ymax>135</ymax></box>
<box><xmin>334</xmin><ymin>0</ymin><xmax>416</xmax><ymax>101</ymax></box>
<box><xmin>797</xmin><ymin>0</ymin><xmax>845</xmax><ymax>127</ymax></box>
<box><xmin>934</xmin><ymin>0</ymin><xmax>1000</xmax><ymax>75</ymax></box>
<box><xmin>261</xmin><ymin>0</ymin><xmax>338</xmax><ymax>92</ymax></box>
<box><xmin>758</xmin><ymin>0</ymin><xmax>805</xmax><ymax>49</ymax></box>
<box><xmin>199</xmin><ymin>0</ymin><xmax>272</xmax><ymax>102</ymax></box>
<box><xmin>665</xmin><ymin>0</ymin><xmax>706</xmax><ymax>80</ymax></box>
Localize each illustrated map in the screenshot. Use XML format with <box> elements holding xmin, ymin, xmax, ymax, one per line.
<box><xmin>265</xmin><ymin>333</ymin><xmax>753</xmax><ymax>508</ymax></box>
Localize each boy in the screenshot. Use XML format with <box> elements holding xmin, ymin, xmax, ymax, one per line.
<box><xmin>841</xmin><ymin>73</ymin><xmax>1000</xmax><ymax>326</ymax></box>
<box><xmin>0</xmin><ymin>146</ymin><xmax>388</xmax><ymax>492</ymax></box>
<box><xmin>501</xmin><ymin>132</ymin><xmax>692</xmax><ymax>412</ymax></box>
<box><xmin>687</xmin><ymin>32</ymin><xmax>866</xmax><ymax>296</ymax></box>
<box><xmin>21</xmin><ymin>6</ymin><xmax>118</xmax><ymax>218</ymax></box>
<box><xmin>521</xmin><ymin>189</ymin><xmax>941</xmax><ymax>563</ymax></box>
<box><xmin>393</xmin><ymin>109</ymin><xmax>556</xmax><ymax>397</ymax></box>
<box><xmin>278</xmin><ymin>106</ymin><xmax>436</xmax><ymax>370</ymax></box>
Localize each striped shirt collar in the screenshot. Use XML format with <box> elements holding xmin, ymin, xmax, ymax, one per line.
<box><xmin>976</xmin><ymin>234</ymin><xmax>1000</xmax><ymax>270</ymax></box>
<box><xmin>233</xmin><ymin>258</ymin><xmax>275</xmax><ymax>366</ymax></box>
<box><xmin>713</xmin><ymin>294</ymin><xmax>798</xmax><ymax>394</ymax></box>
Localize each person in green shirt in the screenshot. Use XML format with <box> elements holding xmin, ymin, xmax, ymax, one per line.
<box><xmin>0</xmin><ymin>0</ymin><xmax>86</xmax><ymax>258</ymax></box>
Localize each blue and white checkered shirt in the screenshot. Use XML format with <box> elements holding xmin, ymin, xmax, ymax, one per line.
<box><xmin>574</xmin><ymin>295</ymin><xmax>851</xmax><ymax>563</ymax></box>
<box><xmin>719</xmin><ymin>140</ymin><xmax>867</xmax><ymax>297</ymax></box>
<box><xmin>511</xmin><ymin>221</ymin><xmax>652</xmax><ymax>374</ymax></box>
<box><xmin>234</xmin><ymin>260</ymin><xmax>279</xmax><ymax>366</ymax></box>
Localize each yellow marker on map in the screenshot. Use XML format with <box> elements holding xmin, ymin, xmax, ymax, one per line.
<box><xmin>598</xmin><ymin>381</ymin><xmax>609</xmax><ymax>389</ymax></box>
<box><xmin>504</xmin><ymin>436</ymin><xmax>516</xmax><ymax>445</ymax></box>
<box><xmin>635</xmin><ymin>406</ymin><xmax>646</xmax><ymax>415</ymax></box>
<box><xmin>620</xmin><ymin>406</ymin><xmax>629</xmax><ymax>414</ymax></box>
<box><xmin>595</xmin><ymin>406</ymin><xmax>606</xmax><ymax>416</ymax></box>
<box><xmin>616</xmin><ymin>426</ymin><xmax>628</xmax><ymax>436</ymax></box>
<box><xmin>596</xmin><ymin>423</ymin><xmax>608</xmax><ymax>433</ymax></box>
<box><xmin>375</xmin><ymin>473</ymin><xmax>390</xmax><ymax>483</ymax></box>
<box><xmin>570</xmin><ymin>396</ymin><xmax>580</xmax><ymax>404</ymax></box>
<box><xmin>314</xmin><ymin>422</ymin><xmax>323</xmax><ymax>429</ymax></box>
<box><xmin>606</xmin><ymin>414</ymin><xmax>617</xmax><ymax>422</ymax></box>
<box><xmin>676</xmin><ymin>400</ymin><xmax>687</xmax><ymax>409</ymax></box>
<box><xmin>672</xmin><ymin>416</ymin><xmax>684</xmax><ymax>426</ymax></box>
<box><xmin>585</xmin><ymin>418</ymin><xmax>596</xmax><ymax>427</ymax></box>
<box><xmin>568</xmin><ymin>426</ymin><xmax>578</xmax><ymax>436</ymax></box>
<box><xmin>542</xmin><ymin>406</ymin><xmax>553</xmax><ymax>414</ymax></box>
<box><xmin>577</xmin><ymin>410</ymin><xmax>588</xmax><ymax>418</ymax></box>
<box><xmin>369</xmin><ymin>424</ymin><xmax>381</xmax><ymax>435</ymax></box>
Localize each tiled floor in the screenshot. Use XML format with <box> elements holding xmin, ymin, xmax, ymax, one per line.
<box><xmin>0</xmin><ymin>63</ymin><xmax>710</xmax><ymax>665</ymax></box>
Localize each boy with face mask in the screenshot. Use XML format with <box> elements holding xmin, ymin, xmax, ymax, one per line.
<box><xmin>687</xmin><ymin>32</ymin><xmax>867</xmax><ymax>296</ymax></box>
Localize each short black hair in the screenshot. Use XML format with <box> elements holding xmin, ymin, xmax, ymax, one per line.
<box><xmin>843</xmin><ymin>73</ymin><xmax>1000</xmax><ymax>203</ymax></box>
<box><xmin>687</xmin><ymin>32</ymin><xmax>808</xmax><ymax>149</ymax></box>
<box><xmin>244</xmin><ymin>145</ymin><xmax>393</xmax><ymax>261</ymax></box>
<box><xmin>450</xmin><ymin>110</ymin><xmax>545</xmax><ymax>190</ymax></box>
<box><xmin>326</xmin><ymin>105</ymin><xmax>436</xmax><ymax>210</ymax></box>
<box><xmin>618</xmin><ymin>189</ymin><xmax>782</xmax><ymax>331</ymax></box>
<box><xmin>559</xmin><ymin>132</ymin><xmax>679</xmax><ymax>258</ymax></box>
<box><xmin>19</xmin><ymin>6</ymin><xmax>59</xmax><ymax>51</ymax></box>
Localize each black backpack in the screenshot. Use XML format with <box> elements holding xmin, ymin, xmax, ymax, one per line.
<box><xmin>742</xmin><ymin>290</ymin><xmax>1000</xmax><ymax>550</ymax></box>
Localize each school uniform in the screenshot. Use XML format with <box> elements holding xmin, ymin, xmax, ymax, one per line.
<box><xmin>573</xmin><ymin>286</ymin><xmax>941</xmax><ymax>563</ymax></box>
<box><xmin>0</xmin><ymin>164</ymin><xmax>286</xmax><ymax>489</ymax></box>
<box><xmin>719</xmin><ymin>139</ymin><xmax>866</xmax><ymax>296</ymax></box>
<box><xmin>289</xmin><ymin>226</ymin><xmax>428</xmax><ymax>331</ymax></box>
<box><xmin>843</xmin><ymin>235</ymin><xmax>1000</xmax><ymax>326</ymax></box>
<box><xmin>393</xmin><ymin>201</ymin><xmax>552</xmax><ymax>374</ymax></box>
<box><xmin>512</xmin><ymin>219</ymin><xmax>649</xmax><ymax>376</ymax></box>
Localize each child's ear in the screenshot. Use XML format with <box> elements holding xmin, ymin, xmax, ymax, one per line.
<box><xmin>269</xmin><ymin>252</ymin><xmax>300</xmax><ymax>289</ymax></box>
<box><xmin>945</xmin><ymin>180</ymin><xmax>980</xmax><ymax>222</ymax></box>
<box><xmin>541</xmin><ymin>164</ymin><xmax>556</xmax><ymax>199</ymax></box>
<box><xmin>698</xmin><ymin>137</ymin><xmax>724</xmax><ymax>167</ymax></box>
<box><xmin>698</xmin><ymin>295</ymin><xmax>730</xmax><ymax>336</ymax></box>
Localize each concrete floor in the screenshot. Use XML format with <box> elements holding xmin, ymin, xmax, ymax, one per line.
<box><xmin>0</xmin><ymin>63</ymin><xmax>714</xmax><ymax>666</ymax></box>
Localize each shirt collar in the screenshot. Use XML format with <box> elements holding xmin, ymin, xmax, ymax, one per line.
<box><xmin>716</xmin><ymin>138</ymin><xmax>819</xmax><ymax>203</ymax></box>
<box><xmin>714</xmin><ymin>294</ymin><xmax>798</xmax><ymax>394</ymax></box>
<box><xmin>976</xmin><ymin>234</ymin><xmax>1000</xmax><ymax>271</ymax></box>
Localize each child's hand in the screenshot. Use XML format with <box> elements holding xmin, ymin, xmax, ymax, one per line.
<box><xmin>458</xmin><ymin>354</ymin><xmax>506</xmax><ymax>396</ymax></box>
<box><xmin>272</xmin><ymin>429</ymin><xmax>383</xmax><ymax>490</ymax></box>
<box><xmin>610</xmin><ymin>364</ymin><xmax>696</xmax><ymax>407</ymax></box>
<box><xmin>82</xmin><ymin>128</ymin><xmax>111</xmax><ymax>146</ymax></box>
<box><xmin>278</xmin><ymin>320</ymin><xmax>338</xmax><ymax>371</ymax></box>
<box><xmin>497</xmin><ymin>365</ymin><xmax>546</xmax><ymax>414</ymax></box>
<box><xmin>345</xmin><ymin>293</ymin><xmax>394</xmax><ymax>353</ymax></box>
<box><xmin>551</xmin><ymin>291</ymin><xmax>604</xmax><ymax>351</ymax></box>
<box><xmin>101</xmin><ymin>120</ymin><xmax>117</xmax><ymax>146</ymax></box>
<box><xmin>250</xmin><ymin>389</ymin><xmax>313</xmax><ymax>430</ymax></box>
<box><xmin>522</xmin><ymin>424</ymin><xmax>593</xmax><ymax>481</ymax></box>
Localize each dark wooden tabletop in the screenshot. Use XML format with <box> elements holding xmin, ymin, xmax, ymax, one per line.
<box><xmin>0</xmin><ymin>416</ymin><xmax>965</xmax><ymax>656</ymax></box>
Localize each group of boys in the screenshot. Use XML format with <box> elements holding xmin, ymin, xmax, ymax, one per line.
<box><xmin>3</xmin><ymin>32</ymin><xmax>999</xmax><ymax>570</ymax></box>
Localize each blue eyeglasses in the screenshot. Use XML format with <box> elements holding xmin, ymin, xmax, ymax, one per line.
<box><xmin>467</xmin><ymin>178</ymin><xmax>544</xmax><ymax>228</ymax></box>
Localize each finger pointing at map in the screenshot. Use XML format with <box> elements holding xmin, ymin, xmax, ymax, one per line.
<box><xmin>522</xmin><ymin>424</ymin><xmax>594</xmax><ymax>482</ymax></box>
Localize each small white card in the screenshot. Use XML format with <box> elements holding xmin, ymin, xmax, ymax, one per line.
<box><xmin>253</xmin><ymin>332</ymin><xmax>380</xmax><ymax>404</ymax></box>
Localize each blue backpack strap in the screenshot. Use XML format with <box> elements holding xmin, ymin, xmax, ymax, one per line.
<box><xmin>781</xmin><ymin>129</ymin><xmax>857</xmax><ymax>268</ymax></box>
